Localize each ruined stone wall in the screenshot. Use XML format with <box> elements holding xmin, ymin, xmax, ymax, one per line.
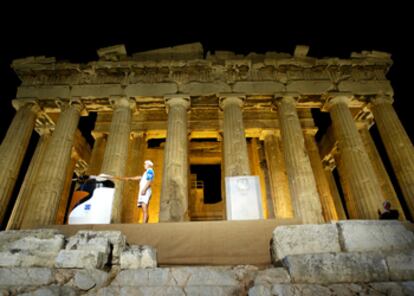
<box><xmin>0</xmin><ymin>221</ymin><xmax>413</xmax><ymax>295</ymax></box>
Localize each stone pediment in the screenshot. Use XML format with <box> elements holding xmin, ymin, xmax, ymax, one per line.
<box><xmin>131</xmin><ymin>42</ymin><xmax>204</xmax><ymax>61</ymax></box>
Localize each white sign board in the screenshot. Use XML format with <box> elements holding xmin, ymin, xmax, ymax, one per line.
<box><xmin>225</xmin><ymin>176</ymin><xmax>263</xmax><ymax>220</ymax></box>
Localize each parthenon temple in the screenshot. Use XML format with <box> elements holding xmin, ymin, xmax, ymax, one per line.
<box><xmin>1</xmin><ymin>42</ymin><xmax>413</xmax><ymax>229</ymax></box>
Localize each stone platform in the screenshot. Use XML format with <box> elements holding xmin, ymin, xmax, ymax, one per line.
<box><xmin>50</xmin><ymin>218</ymin><xmax>301</xmax><ymax>266</ymax></box>
<box><xmin>1</xmin><ymin>220</ymin><xmax>413</xmax><ymax>295</ymax></box>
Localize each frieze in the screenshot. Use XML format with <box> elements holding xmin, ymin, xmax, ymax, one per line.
<box><xmin>12</xmin><ymin>45</ymin><xmax>392</xmax><ymax>92</ymax></box>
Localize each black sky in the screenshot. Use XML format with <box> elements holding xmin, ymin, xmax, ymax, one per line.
<box><xmin>1</xmin><ymin>4</ymin><xmax>413</xmax><ymax>143</ymax></box>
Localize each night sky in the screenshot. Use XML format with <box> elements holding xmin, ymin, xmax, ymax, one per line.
<box><xmin>0</xmin><ymin>5</ymin><xmax>413</xmax><ymax>220</ymax></box>
<box><xmin>1</xmin><ymin>6</ymin><xmax>413</xmax><ymax>141</ymax></box>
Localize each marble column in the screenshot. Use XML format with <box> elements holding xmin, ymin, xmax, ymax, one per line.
<box><xmin>358</xmin><ymin>123</ymin><xmax>405</xmax><ymax>219</ymax></box>
<box><xmin>276</xmin><ymin>95</ymin><xmax>324</xmax><ymax>224</ymax></box>
<box><xmin>100</xmin><ymin>97</ymin><xmax>135</xmax><ymax>223</ymax></box>
<box><xmin>6</xmin><ymin>129</ymin><xmax>51</xmax><ymax>230</ymax></box>
<box><xmin>326</xmin><ymin>172</ymin><xmax>347</xmax><ymax>220</ymax></box>
<box><xmin>262</xmin><ymin>131</ymin><xmax>293</xmax><ymax>218</ymax></box>
<box><xmin>56</xmin><ymin>155</ymin><xmax>78</xmax><ymax>224</ymax></box>
<box><xmin>20</xmin><ymin>99</ymin><xmax>83</xmax><ymax>228</ymax></box>
<box><xmin>159</xmin><ymin>95</ymin><xmax>190</xmax><ymax>222</ymax></box>
<box><xmin>371</xmin><ymin>95</ymin><xmax>414</xmax><ymax>217</ymax></box>
<box><xmin>0</xmin><ymin>100</ymin><xmax>39</xmax><ymax>225</ymax></box>
<box><xmin>86</xmin><ymin>132</ymin><xmax>107</xmax><ymax>176</ymax></box>
<box><xmin>327</xmin><ymin>94</ymin><xmax>384</xmax><ymax>219</ymax></box>
<box><xmin>334</xmin><ymin>152</ymin><xmax>355</xmax><ymax>218</ymax></box>
<box><xmin>304</xmin><ymin>131</ymin><xmax>339</xmax><ymax>221</ymax></box>
<box><xmin>122</xmin><ymin>132</ymin><xmax>145</xmax><ymax>223</ymax></box>
<box><xmin>220</xmin><ymin>95</ymin><xmax>250</xmax><ymax>177</ymax></box>
<box><xmin>322</xmin><ymin>156</ymin><xmax>347</xmax><ymax>220</ymax></box>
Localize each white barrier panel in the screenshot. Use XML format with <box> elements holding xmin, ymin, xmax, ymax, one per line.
<box><xmin>68</xmin><ymin>187</ymin><xmax>115</xmax><ymax>224</ymax></box>
<box><xmin>225</xmin><ymin>176</ymin><xmax>263</xmax><ymax>220</ymax></box>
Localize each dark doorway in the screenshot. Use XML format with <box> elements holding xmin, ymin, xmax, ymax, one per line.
<box><xmin>190</xmin><ymin>165</ymin><xmax>222</xmax><ymax>203</ymax></box>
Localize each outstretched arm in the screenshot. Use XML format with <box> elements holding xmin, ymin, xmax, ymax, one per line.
<box><xmin>126</xmin><ymin>175</ymin><xmax>142</xmax><ymax>181</ymax></box>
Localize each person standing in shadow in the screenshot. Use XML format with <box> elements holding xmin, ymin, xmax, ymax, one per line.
<box><xmin>378</xmin><ymin>200</ymin><xmax>400</xmax><ymax>220</ymax></box>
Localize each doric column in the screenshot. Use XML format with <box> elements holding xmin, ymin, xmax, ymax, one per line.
<box><xmin>0</xmin><ymin>100</ymin><xmax>39</xmax><ymax>225</ymax></box>
<box><xmin>56</xmin><ymin>154</ymin><xmax>78</xmax><ymax>224</ymax></box>
<box><xmin>159</xmin><ymin>95</ymin><xmax>190</xmax><ymax>222</ymax></box>
<box><xmin>122</xmin><ymin>132</ymin><xmax>145</xmax><ymax>223</ymax></box>
<box><xmin>276</xmin><ymin>95</ymin><xmax>324</xmax><ymax>223</ymax></box>
<box><xmin>327</xmin><ymin>94</ymin><xmax>384</xmax><ymax>219</ymax></box>
<box><xmin>358</xmin><ymin>123</ymin><xmax>405</xmax><ymax>219</ymax></box>
<box><xmin>20</xmin><ymin>99</ymin><xmax>83</xmax><ymax>228</ymax></box>
<box><xmin>322</xmin><ymin>157</ymin><xmax>347</xmax><ymax>220</ymax></box>
<box><xmin>100</xmin><ymin>97</ymin><xmax>135</xmax><ymax>223</ymax></box>
<box><xmin>220</xmin><ymin>95</ymin><xmax>250</xmax><ymax>176</ymax></box>
<box><xmin>262</xmin><ymin>130</ymin><xmax>293</xmax><ymax>218</ymax></box>
<box><xmin>248</xmin><ymin>138</ymin><xmax>270</xmax><ymax>218</ymax></box>
<box><xmin>277</xmin><ymin>95</ymin><xmax>324</xmax><ymax>223</ymax></box>
<box><xmin>304</xmin><ymin>131</ymin><xmax>339</xmax><ymax>221</ymax></box>
<box><xmin>6</xmin><ymin>129</ymin><xmax>51</xmax><ymax>230</ymax></box>
<box><xmin>86</xmin><ymin>132</ymin><xmax>107</xmax><ymax>176</ymax></box>
<box><xmin>371</xmin><ymin>95</ymin><xmax>414</xmax><ymax>217</ymax></box>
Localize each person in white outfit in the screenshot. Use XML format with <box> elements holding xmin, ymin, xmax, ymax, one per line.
<box><xmin>115</xmin><ymin>160</ymin><xmax>155</xmax><ymax>223</ymax></box>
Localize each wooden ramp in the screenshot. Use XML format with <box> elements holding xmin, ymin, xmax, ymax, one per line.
<box><xmin>51</xmin><ymin>219</ymin><xmax>301</xmax><ymax>266</ymax></box>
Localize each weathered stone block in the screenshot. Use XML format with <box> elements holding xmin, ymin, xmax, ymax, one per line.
<box><xmin>125</xmin><ymin>83</ymin><xmax>178</xmax><ymax>97</ymax></box>
<box><xmin>386</xmin><ymin>250</ymin><xmax>414</xmax><ymax>281</ymax></box>
<box><xmin>55</xmin><ymin>250</ymin><xmax>108</xmax><ymax>269</ymax></box>
<box><xmin>248</xmin><ymin>285</ymin><xmax>271</xmax><ymax>296</ymax></box>
<box><xmin>338</xmin><ymin>220</ymin><xmax>414</xmax><ymax>252</ymax></box>
<box><xmin>272</xmin><ymin>224</ymin><xmax>341</xmax><ymax>261</ymax></box>
<box><xmin>253</xmin><ymin>268</ymin><xmax>291</xmax><ymax>286</ymax></box>
<box><xmin>18</xmin><ymin>285</ymin><xmax>78</xmax><ymax>296</ymax></box>
<box><xmin>271</xmin><ymin>283</ymin><xmax>332</xmax><ymax>296</ymax></box>
<box><xmin>176</xmin><ymin>267</ymin><xmax>240</xmax><ymax>286</ymax></box>
<box><xmin>66</xmin><ymin>232</ymin><xmax>111</xmax><ymax>255</ymax></box>
<box><xmin>0</xmin><ymin>251</ymin><xmax>56</xmax><ymax>268</ymax></box>
<box><xmin>0</xmin><ymin>229</ymin><xmax>65</xmax><ymax>268</ymax></box>
<box><xmin>233</xmin><ymin>81</ymin><xmax>284</xmax><ymax>94</ymax></box>
<box><xmin>185</xmin><ymin>286</ymin><xmax>240</xmax><ymax>296</ymax></box>
<box><xmin>338</xmin><ymin>80</ymin><xmax>393</xmax><ymax>95</ymax></box>
<box><xmin>180</xmin><ymin>82</ymin><xmax>231</xmax><ymax>96</ymax></box>
<box><xmin>0</xmin><ymin>229</ymin><xmax>64</xmax><ymax>252</ymax></box>
<box><xmin>286</xmin><ymin>80</ymin><xmax>334</xmax><ymax>95</ymax></box>
<box><xmin>98</xmin><ymin>286</ymin><xmax>185</xmax><ymax>296</ymax></box>
<box><xmin>72</xmin><ymin>231</ymin><xmax>126</xmax><ymax>264</ymax></box>
<box><xmin>16</xmin><ymin>85</ymin><xmax>71</xmax><ymax>99</ymax></box>
<box><xmin>120</xmin><ymin>245</ymin><xmax>157</xmax><ymax>269</ymax></box>
<box><xmin>74</xmin><ymin>269</ymin><xmax>110</xmax><ymax>291</ymax></box>
<box><xmin>283</xmin><ymin>252</ymin><xmax>389</xmax><ymax>284</ymax></box>
<box><xmin>0</xmin><ymin>268</ymin><xmax>54</xmax><ymax>287</ymax></box>
<box><xmin>112</xmin><ymin>269</ymin><xmax>172</xmax><ymax>287</ymax></box>
<box><xmin>70</xmin><ymin>84</ymin><xmax>124</xmax><ymax>98</ymax></box>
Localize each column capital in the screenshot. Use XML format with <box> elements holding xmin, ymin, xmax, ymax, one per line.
<box><xmin>12</xmin><ymin>98</ymin><xmax>41</xmax><ymax>114</ymax></box>
<box><xmin>218</xmin><ymin>93</ymin><xmax>245</xmax><ymax>110</ymax></box>
<box><xmin>109</xmin><ymin>96</ymin><xmax>136</xmax><ymax>111</ymax></box>
<box><xmin>273</xmin><ymin>92</ymin><xmax>301</xmax><ymax>107</ymax></box>
<box><xmin>322</xmin><ymin>92</ymin><xmax>354</xmax><ymax>111</ymax></box>
<box><xmin>370</xmin><ymin>94</ymin><xmax>394</xmax><ymax>106</ymax></box>
<box><xmin>164</xmin><ymin>95</ymin><xmax>191</xmax><ymax>110</ymax></box>
<box><xmin>55</xmin><ymin>98</ymin><xmax>86</xmax><ymax>114</ymax></box>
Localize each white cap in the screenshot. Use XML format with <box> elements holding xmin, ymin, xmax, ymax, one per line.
<box><xmin>144</xmin><ymin>160</ymin><xmax>154</xmax><ymax>167</ymax></box>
